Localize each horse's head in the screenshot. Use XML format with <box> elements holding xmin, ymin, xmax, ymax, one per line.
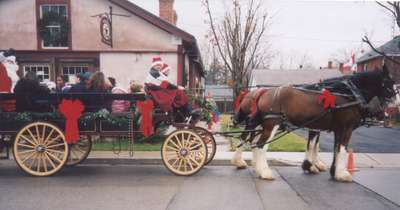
<box><xmin>350</xmin><ymin>65</ymin><xmax>396</xmax><ymax>119</ymax></box>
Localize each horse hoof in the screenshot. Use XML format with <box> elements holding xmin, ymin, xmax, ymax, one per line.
<box><xmin>257</xmin><ymin>168</ymin><xmax>275</xmax><ymax>180</ymax></box>
<box><xmin>309</xmin><ymin>165</ymin><xmax>320</xmax><ymax>174</ymax></box>
<box><xmin>315</xmin><ymin>160</ymin><xmax>327</xmax><ymax>172</ymax></box>
<box><xmin>231</xmin><ymin>158</ymin><xmax>248</xmax><ymax>169</ymax></box>
<box><xmin>335</xmin><ymin>170</ymin><xmax>353</xmax><ymax>182</ymax></box>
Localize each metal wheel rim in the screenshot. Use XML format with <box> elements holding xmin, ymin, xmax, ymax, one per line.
<box><xmin>194</xmin><ymin>127</ymin><xmax>217</xmax><ymax>165</ymax></box>
<box><xmin>161</xmin><ymin>129</ymin><xmax>207</xmax><ymax>176</ymax></box>
<box><xmin>66</xmin><ymin>135</ymin><xmax>92</xmax><ymax>166</ymax></box>
<box><xmin>13</xmin><ymin>122</ymin><xmax>68</xmax><ymax>176</ymax></box>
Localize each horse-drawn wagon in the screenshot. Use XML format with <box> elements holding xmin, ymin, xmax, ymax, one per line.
<box><xmin>0</xmin><ymin>92</ymin><xmax>216</xmax><ymax>177</ymax></box>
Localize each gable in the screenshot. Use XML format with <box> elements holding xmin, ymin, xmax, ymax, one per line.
<box><xmin>71</xmin><ymin>0</ymin><xmax>179</xmax><ymax>51</ymax></box>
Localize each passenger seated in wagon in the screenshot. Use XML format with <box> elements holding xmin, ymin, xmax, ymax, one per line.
<box><xmin>144</xmin><ymin>56</ymin><xmax>192</xmax><ymax>122</ymax></box>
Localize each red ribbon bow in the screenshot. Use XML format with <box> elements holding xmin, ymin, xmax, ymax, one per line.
<box><xmin>59</xmin><ymin>99</ymin><xmax>85</xmax><ymax>144</ymax></box>
<box><xmin>136</xmin><ymin>99</ymin><xmax>154</xmax><ymax>137</ymax></box>
<box><xmin>319</xmin><ymin>89</ymin><xmax>336</xmax><ymax>110</ymax></box>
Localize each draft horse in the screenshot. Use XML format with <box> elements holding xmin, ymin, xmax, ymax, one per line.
<box><xmin>232</xmin><ymin>66</ymin><xmax>396</xmax><ymax>182</ymax></box>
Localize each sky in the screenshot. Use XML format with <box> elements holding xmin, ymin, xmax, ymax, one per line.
<box><xmin>130</xmin><ymin>0</ymin><xmax>397</xmax><ymax>69</ymax></box>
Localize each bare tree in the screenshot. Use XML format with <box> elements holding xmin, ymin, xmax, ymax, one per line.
<box><xmin>202</xmin><ymin>0</ymin><xmax>271</xmax><ymax>96</ymax></box>
<box><xmin>362</xmin><ymin>1</ymin><xmax>400</xmax><ymax>65</ymax></box>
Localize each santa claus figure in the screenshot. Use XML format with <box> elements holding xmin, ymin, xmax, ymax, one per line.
<box><xmin>3</xmin><ymin>56</ymin><xmax>20</xmax><ymax>92</ymax></box>
<box><xmin>144</xmin><ymin>56</ymin><xmax>190</xmax><ymax>121</ymax></box>
<box><xmin>0</xmin><ymin>52</ymin><xmax>19</xmax><ymax>112</ymax></box>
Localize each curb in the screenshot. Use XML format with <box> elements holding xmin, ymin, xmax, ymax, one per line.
<box><xmin>81</xmin><ymin>158</ymin><xmax>298</xmax><ymax>167</ymax></box>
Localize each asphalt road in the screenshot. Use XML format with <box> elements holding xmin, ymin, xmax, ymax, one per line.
<box><xmin>296</xmin><ymin>126</ymin><xmax>400</xmax><ymax>153</ymax></box>
<box><xmin>0</xmin><ymin>162</ymin><xmax>399</xmax><ymax>210</ymax></box>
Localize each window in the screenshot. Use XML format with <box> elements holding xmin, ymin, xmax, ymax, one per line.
<box><xmin>40</xmin><ymin>4</ymin><xmax>69</xmax><ymax>48</ymax></box>
<box><xmin>24</xmin><ymin>64</ymin><xmax>51</xmax><ymax>82</ymax></box>
<box><xmin>62</xmin><ymin>66</ymin><xmax>89</xmax><ymax>77</ymax></box>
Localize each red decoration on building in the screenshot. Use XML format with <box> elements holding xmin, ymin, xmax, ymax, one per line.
<box><xmin>319</xmin><ymin>89</ymin><xmax>336</xmax><ymax>110</ymax></box>
<box><xmin>59</xmin><ymin>99</ymin><xmax>85</xmax><ymax>144</ymax></box>
<box><xmin>136</xmin><ymin>99</ymin><xmax>154</xmax><ymax>137</ymax></box>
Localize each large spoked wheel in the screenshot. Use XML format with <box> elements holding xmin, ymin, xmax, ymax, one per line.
<box><xmin>161</xmin><ymin>129</ymin><xmax>208</xmax><ymax>176</ymax></box>
<box><xmin>193</xmin><ymin>127</ymin><xmax>216</xmax><ymax>165</ymax></box>
<box><xmin>66</xmin><ymin>135</ymin><xmax>92</xmax><ymax>166</ymax></box>
<box><xmin>13</xmin><ymin>122</ymin><xmax>69</xmax><ymax>176</ymax></box>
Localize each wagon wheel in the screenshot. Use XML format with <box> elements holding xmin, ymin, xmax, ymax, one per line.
<box><xmin>193</xmin><ymin>127</ymin><xmax>216</xmax><ymax>165</ymax></box>
<box><xmin>66</xmin><ymin>135</ymin><xmax>92</xmax><ymax>166</ymax></box>
<box><xmin>13</xmin><ymin>122</ymin><xmax>68</xmax><ymax>176</ymax></box>
<box><xmin>161</xmin><ymin>129</ymin><xmax>207</xmax><ymax>176</ymax></box>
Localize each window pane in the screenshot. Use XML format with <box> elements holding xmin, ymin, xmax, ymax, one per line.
<box><xmin>37</xmin><ymin>67</ymin><xmax>43</xmax><ymax>72</ymax></box>
<box><xmin>31</xmin><ymin>67</ymin><xmax>37</xmax><ymax>72</ymax></box>
<box><xmin>44</xmin><ymin>68</ymin><xmax>49</xmax><ymax>74</ymax></box>
<box><xmin>59</xmin><ymin>6</ymin><xmax>67</xmax><ymax>17</ymax></box>
<box><xmin>69</xmin><ymin>69</ymin><xmax>74</xmax><ymax>74</ymax></box>
<box><xmin>50</xmin><ymin>6</ymin><xmax>58</xmax><ymax>13</ymax></box>
<box><xmin>42</xmin><ymin>5</ymin><xmax>50</xmax><ymax>15</ymax></box>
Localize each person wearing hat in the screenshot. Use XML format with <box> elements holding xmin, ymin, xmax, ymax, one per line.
<box><xmin>69</xmin><ymin>71</ymin><xmax>91</xmax><ymax>93</ymax></box>
<box><xmin>144</xmin><ymin>57</ymin><xmax>191</xmax><ymax>121</ymax></box>
<box><xmin>0</xmin><ymin>52</ymin><xmax>18</xmax><ymax>112</ymax></box>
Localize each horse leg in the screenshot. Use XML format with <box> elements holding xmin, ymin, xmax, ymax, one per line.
<box><xmin>313</xmin><ymin>133</ymin><xmax>327</xmax><ymax>171</ymax></box>
<box><xmin>231</xmin><ymin>124</ymin><xmax>252</xmax><ymax>169</ymax></box>
<box><xmin>253</xmin><ymin>124</ymin><xmax>279</xmax><ymax>180</ymax></box>
<box><xmin>302</xmin><ymin>131</ymin><xmax>320</xmax><ymax>174</ymax></box>
<box><xmin>331</xmin><ymin>129</ymin><xmax>353</xmax><ymax>182</ymax></box>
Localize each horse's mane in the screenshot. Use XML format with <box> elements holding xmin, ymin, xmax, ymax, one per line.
<box><xmin>303</xmin><ymin>70</ymin><xmax>383</xmax><ymax>98</ymax></box>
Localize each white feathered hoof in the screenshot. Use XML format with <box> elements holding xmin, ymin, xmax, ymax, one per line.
<box><xmin>231</xmin><ymin>153</ymin><xmax>247</xmax><ymax>169</ymax></box>
<box><xmin>335</xmin><ymin>170</ymin><xmax>353</xmax><ymax>182</ymax></box>
<box><xmin>256</xmin><ymin>167</ymin><xmax>275</xmax><ymax>180</ymax></box>
<box><xmin>309</xmin><ymin>165</ymin><xmax>320</xmax><ymax>174</ymax></box>
<box><xmin>315</xmin><ymin>159</ymin><xmax>327</xmax><ymax>172</ymax></box>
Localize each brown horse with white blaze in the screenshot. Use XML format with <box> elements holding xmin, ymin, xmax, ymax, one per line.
<box><xmin>232</xmin><ymin>66</ymin><xmax>396</xmax><ymax>182</ymax></box>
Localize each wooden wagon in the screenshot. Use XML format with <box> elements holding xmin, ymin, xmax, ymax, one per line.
<box><xmin>0</xmin><ymin>93</ymin><xmax>216</xmax><ymax>177</ymax></box>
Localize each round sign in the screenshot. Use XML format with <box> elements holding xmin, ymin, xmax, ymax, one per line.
<box><xmin>100</xmin><ymin>16</ymin><xmax>111</xmax><ymax>43</ymax></box>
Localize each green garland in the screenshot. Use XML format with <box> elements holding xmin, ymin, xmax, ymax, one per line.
<box><xmin>37</xmin><ymin>12</ymin><xmax>69</xmax><ymax>46</ymax></box>
<box><xmin>189</xmin><ymin>94</ymin><xmax>217</xmax><ymax>124</ymax></box>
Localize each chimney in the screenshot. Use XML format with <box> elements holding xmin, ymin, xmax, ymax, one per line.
<box><xmin>328</xmin><ymin>61</ymin><xmax>333</xmax><ymax>69</ymax></box>
<box><xmin>159</xmin><ymin>0</ymin><xmax>177</xmax><ymax>25</ymax></box>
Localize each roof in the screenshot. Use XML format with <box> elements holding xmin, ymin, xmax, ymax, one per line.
<box><xmin>205</xmin><ymin>85</ymin><xmax>233</xmax><ymax>100</ymax></box>
<box><xmin>250</xmin><ymin>69</ymin><xmax>343</xmax><ymax>86</ymax></box>
<box><xmin>357</xmin><ymin>35</ymin><xmax>400</xmax><ymax>63</ymax></box>
<box><xmin>109</xmin><ymin>0</ymin><xmax>204</xmax><ymax>75</ymax></box>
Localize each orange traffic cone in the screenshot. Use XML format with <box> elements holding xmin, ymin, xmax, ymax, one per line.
<box><xmin>347</xmin><ymin>148</ymin><xmax>359</xmax><ymax>174</ymax></box>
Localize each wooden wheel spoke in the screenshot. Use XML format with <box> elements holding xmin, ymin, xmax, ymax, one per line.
<box><xmin>46</xmin><ymin>143</ymin><xmax>65</xmax><ymax>149</ymax></box>
<box><xmin>45</xmin><ymin>135</ymin><xmax>62</xmax><ymax>146</ymax></box>
<box><xmin>21</xmin><ymin>151</ymin><xmax>37</xmax><ymax>163</ymax></box>
<box><xmin>27</xmin><ymin>154</ymin><xmax>38</xmax><ymax>169</ymax></box>
<box><xmin>35</xmin><ymin>125</ymin><xmax>41</xmax><ymax>144</ymax></box>
<box><xmin>26</xmin><ymin>129</ymin><xmax>39</xmax><ymax>145</ymax></box>
<box><xmin>177</xmin><ymin>158</ymin><xmax>183</xmax><ymax>170</ymax></box>
<box><xmin>186</xmin><ymin>157</ymin><xmax>195</xmax><ymax>170</ymax></box>
<box><xmin>42</xmin><ymin>125</ymin><xmax>47</xmax><ymax>142</ymax></box>
<box><xmin>37</xmin><ymin>153</ymin><xmax>42</xmax><ymax>172</ymax></box>
<box><xmin>17</xmin><ymin>143</ymin><xmax>35</xmax><ymax>149</ymax></box>
<box><xmin>47</xmin><ymin>148</ymin><xmax>66</xmax><ymax>155</ymax></box>
<box><xmin>20</xmin><ymin>135</ymin><xmax>37</xmax><ymax>147</ymax></box>
<box><xmin>183</xmin><ymin>159</ymin><xmax>188</xmax><ymax>172</ymax></box>
<box><xmin>171</xmin><ymin>158</ymin><xmax>180</xmax><ymax>167</ymax></box>
<box><xmin>42</xmin><ymin>154</ymin><xmax>48</xmax><ymax>172</ymax></box>
<box><xmin>166</xmin><ymin>145</ymin><xmax>179</xmax><ymax>152</ymax></box>
<box><xmin>44</xmin><ymin>152</ymin><xmax>56</xmax><ymax>169</ymax></box>
<box><xmin>188</xmin><ymin>142</ymin><xmax>203</xmax><ymax>150</ymax></box>
<box><xmin>18</xmin><ymin>149</ymin><xmax>36</xmax><ymax>155</ymax></box>
<box><xmin>174</xmin><ymin>136</ymin><xmax>183</xmax><ymax>148</ymax></box>
<box><xmin>188</xmin><ymin>155</ymin><xmax>201</xmax><ymax>167</ymax></box>
<box><xmin>44</xmin><ymin>129</ymin><xmax>55</xmax><ymax>144</ymax></box>
<box><xmin>45</xmin><ymin>151</ymin><xmax>62</xmax><ymax>163</ymax></box>
<box><xmin>168</xmin><ymin>139</ymin><xmax>180</xmax><ymax>150</ymax></box>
